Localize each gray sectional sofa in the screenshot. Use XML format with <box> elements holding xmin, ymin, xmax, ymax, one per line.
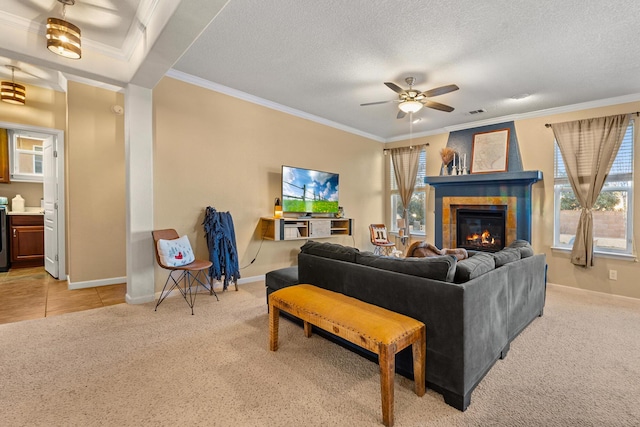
<box><xmin>265</xmin><ymin>240</ymin><xmax>546</xmax><ymax>411</ymax></box>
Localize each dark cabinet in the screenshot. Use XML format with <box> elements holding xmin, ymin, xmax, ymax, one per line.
<box><xmin>0</xmin><ymin>129</ymin><xmax>10</xmax><ymax>183</ymax></box>
<box><xmin>10</xmin><ymin>215</ymin><xmax>44</xmax><ymax>268</ymax></box>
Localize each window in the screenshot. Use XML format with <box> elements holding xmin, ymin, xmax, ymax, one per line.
<box><xmin>390</xmin><ymin>149</ymin><xmax>427</xmax><ymax>234</ymax></box>
<box><xmin>8</xmin><ymin>130</ymin><xmax>48</xmax><ymax>182</ymax></box>
<box><xmin>554</xmin><ymin>121</ymin><xmax>634</xmax><ymax>255</ymax></box>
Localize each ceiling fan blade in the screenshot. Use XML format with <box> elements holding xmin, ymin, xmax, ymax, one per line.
<box><xmin>397</xmin><ymin>110</ymin><xmax>407</xmax><ymax>119</ymax></box>
<box><xmin>421</xmin><ymin>84</ymin><xmax>459</xmax><ymax>98</ymax></box>
<box><xmin>385</xmin><ymin>82</ymin><xmax>406</xmax><ymax>95</ymax></box>
<box><xmin>360</xmin><ymin>100</ymin><xmax>393</xmax><ymax>106</ymax></box>
<box><xmin>424</xmin><ymin>100</ymin><xmax>455</xmax><ymax>112</ymax></box>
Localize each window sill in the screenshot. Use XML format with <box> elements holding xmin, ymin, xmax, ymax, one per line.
<box><xmin>551</xmin><ymin>246</ymin><xmax>638</xmax><ymax>262</ymax></box>
<box><xmin>10</xmin><ymin>175</ymin><xmax>43</xmax><ymax>183</ymax></box>
<box><xmin>391</xmin><ymin>231</ymin><xmax>425</xmax><ymax>237</ymax></box>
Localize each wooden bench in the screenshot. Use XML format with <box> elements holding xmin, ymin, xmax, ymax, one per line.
<box><xmin>269</xmin><ymin>284</ymin><xmax>426</xmax><ymax>427</ymax></box>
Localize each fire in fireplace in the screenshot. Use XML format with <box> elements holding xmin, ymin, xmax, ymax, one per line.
<box><xmin>456</xmin><ymin>208</ymin><xmax>506</xmax><ymax>252</ymax></box>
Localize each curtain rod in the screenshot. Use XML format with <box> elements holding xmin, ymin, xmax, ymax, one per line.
<box><xmin>383</xmin><ymin>143</ymin><xmax>429</xmax><ymax>153</ymax></box>
<box><xmin>545</xmin><ymin>112</ymin><xmax>640</xmax><ymax>128</ymax></box>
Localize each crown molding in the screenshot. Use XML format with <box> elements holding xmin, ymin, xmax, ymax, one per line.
<box><xmin>389</xmin><ymin>93</ymin><xmax>640</xmax><ymax>142</ymax></box>
<box><xmin>166</xmin><ymin>69</ymin><xmax>385</xmax><ymax>143</ymax></box>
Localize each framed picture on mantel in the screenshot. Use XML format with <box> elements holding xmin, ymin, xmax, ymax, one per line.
<box><xmin>471</xmin><ymin>128</ymin><xmax>510</xmax><ymax>174</ymax></box>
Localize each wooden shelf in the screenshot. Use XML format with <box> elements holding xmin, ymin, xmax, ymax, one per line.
<box><xmin>261</xmin><ymin>217</ymin><xmax>352</xmax><ymax>241</ymax></box>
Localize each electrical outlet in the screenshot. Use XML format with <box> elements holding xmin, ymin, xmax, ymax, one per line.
<box><xmin>609</xmin><ymin>270</ymin><xmax>618</xmax><ymax>280</ymax></box>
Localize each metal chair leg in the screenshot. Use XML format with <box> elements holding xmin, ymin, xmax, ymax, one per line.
<box><xmin>155</xmin><ymin>270</ymin><xmax>186</xmax><ymax>312</ymax></box>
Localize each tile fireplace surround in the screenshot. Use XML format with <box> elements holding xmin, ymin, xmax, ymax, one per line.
<box><xmin>425</xmin><ymin>171</ymin><xmax>543</xmax><ymax>249</ymax></box>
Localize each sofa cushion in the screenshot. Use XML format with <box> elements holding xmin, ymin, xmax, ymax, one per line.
<box><xmin>355</xmin><ymin>252</ymin><xmax>457</xmax><ymax>282</ymax></box>
<box><xmin>508</xmin><ymin>240</ymin><xmax>534</xmax><ymax>258</ymax></box>
<box><xmin>454</xmin><ymin>252</ymin><xmax>495</xmax><ymax>283</ymax></box>
<box><xmin>265</xmin><ymin>266</ymin><xmax>299</xmax><ymax>291</ymax></box>
<box><xmin>492</xmin><ymin>247</ymin><xmax>521</xmax><ymax>267</ymax></box>
<box><xmin>300</xmin><ymin>241</ymin><xmax>359</xmax><ymax>262</ymax></box>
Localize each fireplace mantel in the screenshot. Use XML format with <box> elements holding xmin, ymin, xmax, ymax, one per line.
<box><xmin>425</xmin><ymin>170</ymin><xmax>543</xmax><ymax>248</ymax></box>
<box><xmin>424</xmin><ymin>170</ymin><xmax>542</xmax><ymax>188</ymax></box>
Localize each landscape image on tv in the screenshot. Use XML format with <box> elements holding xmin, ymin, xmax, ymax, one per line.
<box><xmin>282</xmin><ymin>166</ymin><xmax>339</xmax><ymax>214</ymax></box>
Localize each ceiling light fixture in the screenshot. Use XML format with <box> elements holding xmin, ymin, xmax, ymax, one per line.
<box><xmin>46</xmin><ymin>0</ymin><xmax>81</xmax><ymax>60</ymax></box>
<box><xmin>1</xmin><ymin>66</ymin><xmax>26</xmax><ymax>105</ymax></box>
<box><xmin>398</xmin><ymin>100</ymin><xmax>423</xmax><ymax>114</ymax></box>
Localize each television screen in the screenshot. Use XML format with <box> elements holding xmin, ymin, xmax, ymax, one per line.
<box><xmin>282</xmin><ymin>165</ymin><xmax>339</xmax><ymax>214</ymax></box>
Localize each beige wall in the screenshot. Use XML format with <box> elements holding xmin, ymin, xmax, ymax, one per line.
<box><xmin>3</xmin><ymin>76</ymin><xmax>638</xmax><ymax>300</ymax></box>
<box><xmin>386</xmin><ymin>102</ymin><xmax>640</xmax><ymax>299</ymax></box>
<box><xmin>66</xmin><ymin>81</ymin><xmax>126</xmax><ymax>283</ymax></box>
<box><xmin>152</xmin><ymin>77</ymin><xmax>383</xmax><ymax>291</ymax></box>
<box><xmin>0</xmin><ymin>83</ymin><xmax>66</xmax><ymax>130</ymax></box>
<box><xmin>0</xmin><ymin>182</ymin><xmax>42</xmax><ymax>208</ymax></box>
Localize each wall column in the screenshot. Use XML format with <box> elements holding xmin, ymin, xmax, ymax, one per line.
<box><xmin>125</xmin><ymin>84</ymin><xmax>155</xmax><ymax>303</ymax></box>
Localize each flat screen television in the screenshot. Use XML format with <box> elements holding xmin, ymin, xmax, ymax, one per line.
<box><xmin>282</xmin><ymin>165</ymin><xmax>339</xmax><ymax>215</ymax></box>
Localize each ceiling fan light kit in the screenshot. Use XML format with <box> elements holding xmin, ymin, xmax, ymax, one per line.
<box><xmin>46</xmin><ymin>0</ymin><xmax>82</xmax><ymax>60</ymax></box>
<box><xmin>399</xmin><ymin>100</ymin><xmax>423</xmax><ymax>114</ymax></box>
<box><xmin>1</xmin><ymin>66</ymin><xmax>26</xmax><ymax>105</ymax></box>
<box><xmin>361</xmin><ymin>77</ymin><xmax>459</xmax><ymax>119</ymax></box>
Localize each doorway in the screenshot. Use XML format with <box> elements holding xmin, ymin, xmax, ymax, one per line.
<box><xmin>0</xmin><ymin>121</ymin><xmax>65</xmax><ymax>279</ymax></box>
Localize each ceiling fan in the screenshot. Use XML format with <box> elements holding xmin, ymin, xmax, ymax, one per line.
<box><xmin>361</xmin><ymin>77</ymin><xmax>459</xmax><ymax>119</ymax></box>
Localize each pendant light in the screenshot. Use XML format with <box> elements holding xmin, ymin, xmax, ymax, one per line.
<box><xmin>46</xmin><ymin>0</ymin><xmax>82</xmax><ymax>60</ymax></box>
<box><xmin>1</xmin><ymin>66</ymin><xmax>26</xmax><ymax>106</ymax></box>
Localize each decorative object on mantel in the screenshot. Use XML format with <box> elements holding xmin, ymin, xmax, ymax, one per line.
<box><xmin>440</xmin><ymin>147</ymin><xmax>455</xmax><ymax>175</ymax></box>
<box><xmin>445</xmin><ymin>122</ymin><xmax>523</xmax><ymax>175</ymax></box>
<box><xmin>471</xmin><ymin>128</ymin><xmax>510</xmax><ymax>174</ymax></box>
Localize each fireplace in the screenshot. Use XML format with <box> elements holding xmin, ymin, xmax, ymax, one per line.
<box><xmin>424</xmin><ymin>170</ymin><xmax>543</xmax><ymax>249</ymax></box>
<box><xmin>456</xmin><ymin>208</ymin><xmax>506</xmax><ymax>252</ymax></box>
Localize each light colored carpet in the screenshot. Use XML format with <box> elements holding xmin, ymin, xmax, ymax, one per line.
<box><xmin>1</xmin><ymin>281</ymin><xmax>639</xmax><ymax>426</ymax></box>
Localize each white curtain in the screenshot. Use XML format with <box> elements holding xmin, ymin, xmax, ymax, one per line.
<box><xmin>551</xmin><ymin>114</ymin><xmax>630</xmax><ymax>266</ymax></box>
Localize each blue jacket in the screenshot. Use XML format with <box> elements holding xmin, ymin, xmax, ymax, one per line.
<box><xmin>203</xmin><ymin>207</ymin><xmax>240</xmax><ymax>290</ymax></box>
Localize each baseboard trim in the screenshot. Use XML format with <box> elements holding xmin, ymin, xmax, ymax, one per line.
<box><xmin>71</xmin><ymin>274</ymin><xmax>266</xmax><ymax>303</ymax></box>
<box><xmin>67</xmin><ymin>275</ymin><xmax>127</xmax><ymax>290</ymax></box>
<box><xmin>547</xmin><ymin>282</ymin><xmax>640</xmax><ymax>302</ymax></box>
<box><xmin>126</xmin><ymin>293</ymin><xmax>155</xmax><ymax>304</ymax></box>
<box><xmin>148</xmin><ymin>274</ymin><xmax>266</xmax><ymax>301</ymax></box>
<box><xmin>237</xmin><ymin>274</ymin><xmax>265</xmax><ymax>285</ymax></box>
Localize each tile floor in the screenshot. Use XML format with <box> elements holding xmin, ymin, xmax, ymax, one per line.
<box><xmin>0</xmin><ymin>267</ymin><xmax>126</xmax><ymax>325</ymax></box>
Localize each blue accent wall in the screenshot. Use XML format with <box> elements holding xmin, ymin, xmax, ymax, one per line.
<box><xmin>445</xmin><ymin>121</ymin><xmax>523</xmax><ymax>174</ymax></box>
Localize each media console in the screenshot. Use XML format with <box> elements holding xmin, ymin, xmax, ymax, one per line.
<box><xmin>261</xmin><ymin>217</ymin><xmax>353</xmax><ymax>241</ymax></box>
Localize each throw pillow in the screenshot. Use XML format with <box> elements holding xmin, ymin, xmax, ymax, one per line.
<box><xmin>454</xmin><ymin>252</ymin><xmax>495</xmax><ymax>283</ymax></box>
<box><xmin>370</xmin><ymin>225</ymin><xmax>389</xmax><ymax>243</ymax></box>
<box><xmin>492</xmin><ymin>247</ymin><xmax>521</xmax><ymax>267</ymax></box>
<box><xmin>508</xmin><ymin>239</ymin><xmax>534</xmax><ymax>258</ymax></box>
<box><xmin>157</xmin><ymin>235</ymin><xmax>195</xmax><ymax>267</ymax></box>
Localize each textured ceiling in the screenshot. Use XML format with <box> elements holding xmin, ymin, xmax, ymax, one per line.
<box><xmin>173</xmin><ymin>0</ymin><xmax>640</xmax><ymax>140</ymax></box>
<box><xmin>1</xmin><ymin>0</ymin><xmax>640</xmax><ymax>141</ymax></box>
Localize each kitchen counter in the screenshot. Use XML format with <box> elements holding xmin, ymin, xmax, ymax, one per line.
<box><xmin>7</xmin><ymin>207</ymin><xmax>45</xmax><ymax>215</ymax></box>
